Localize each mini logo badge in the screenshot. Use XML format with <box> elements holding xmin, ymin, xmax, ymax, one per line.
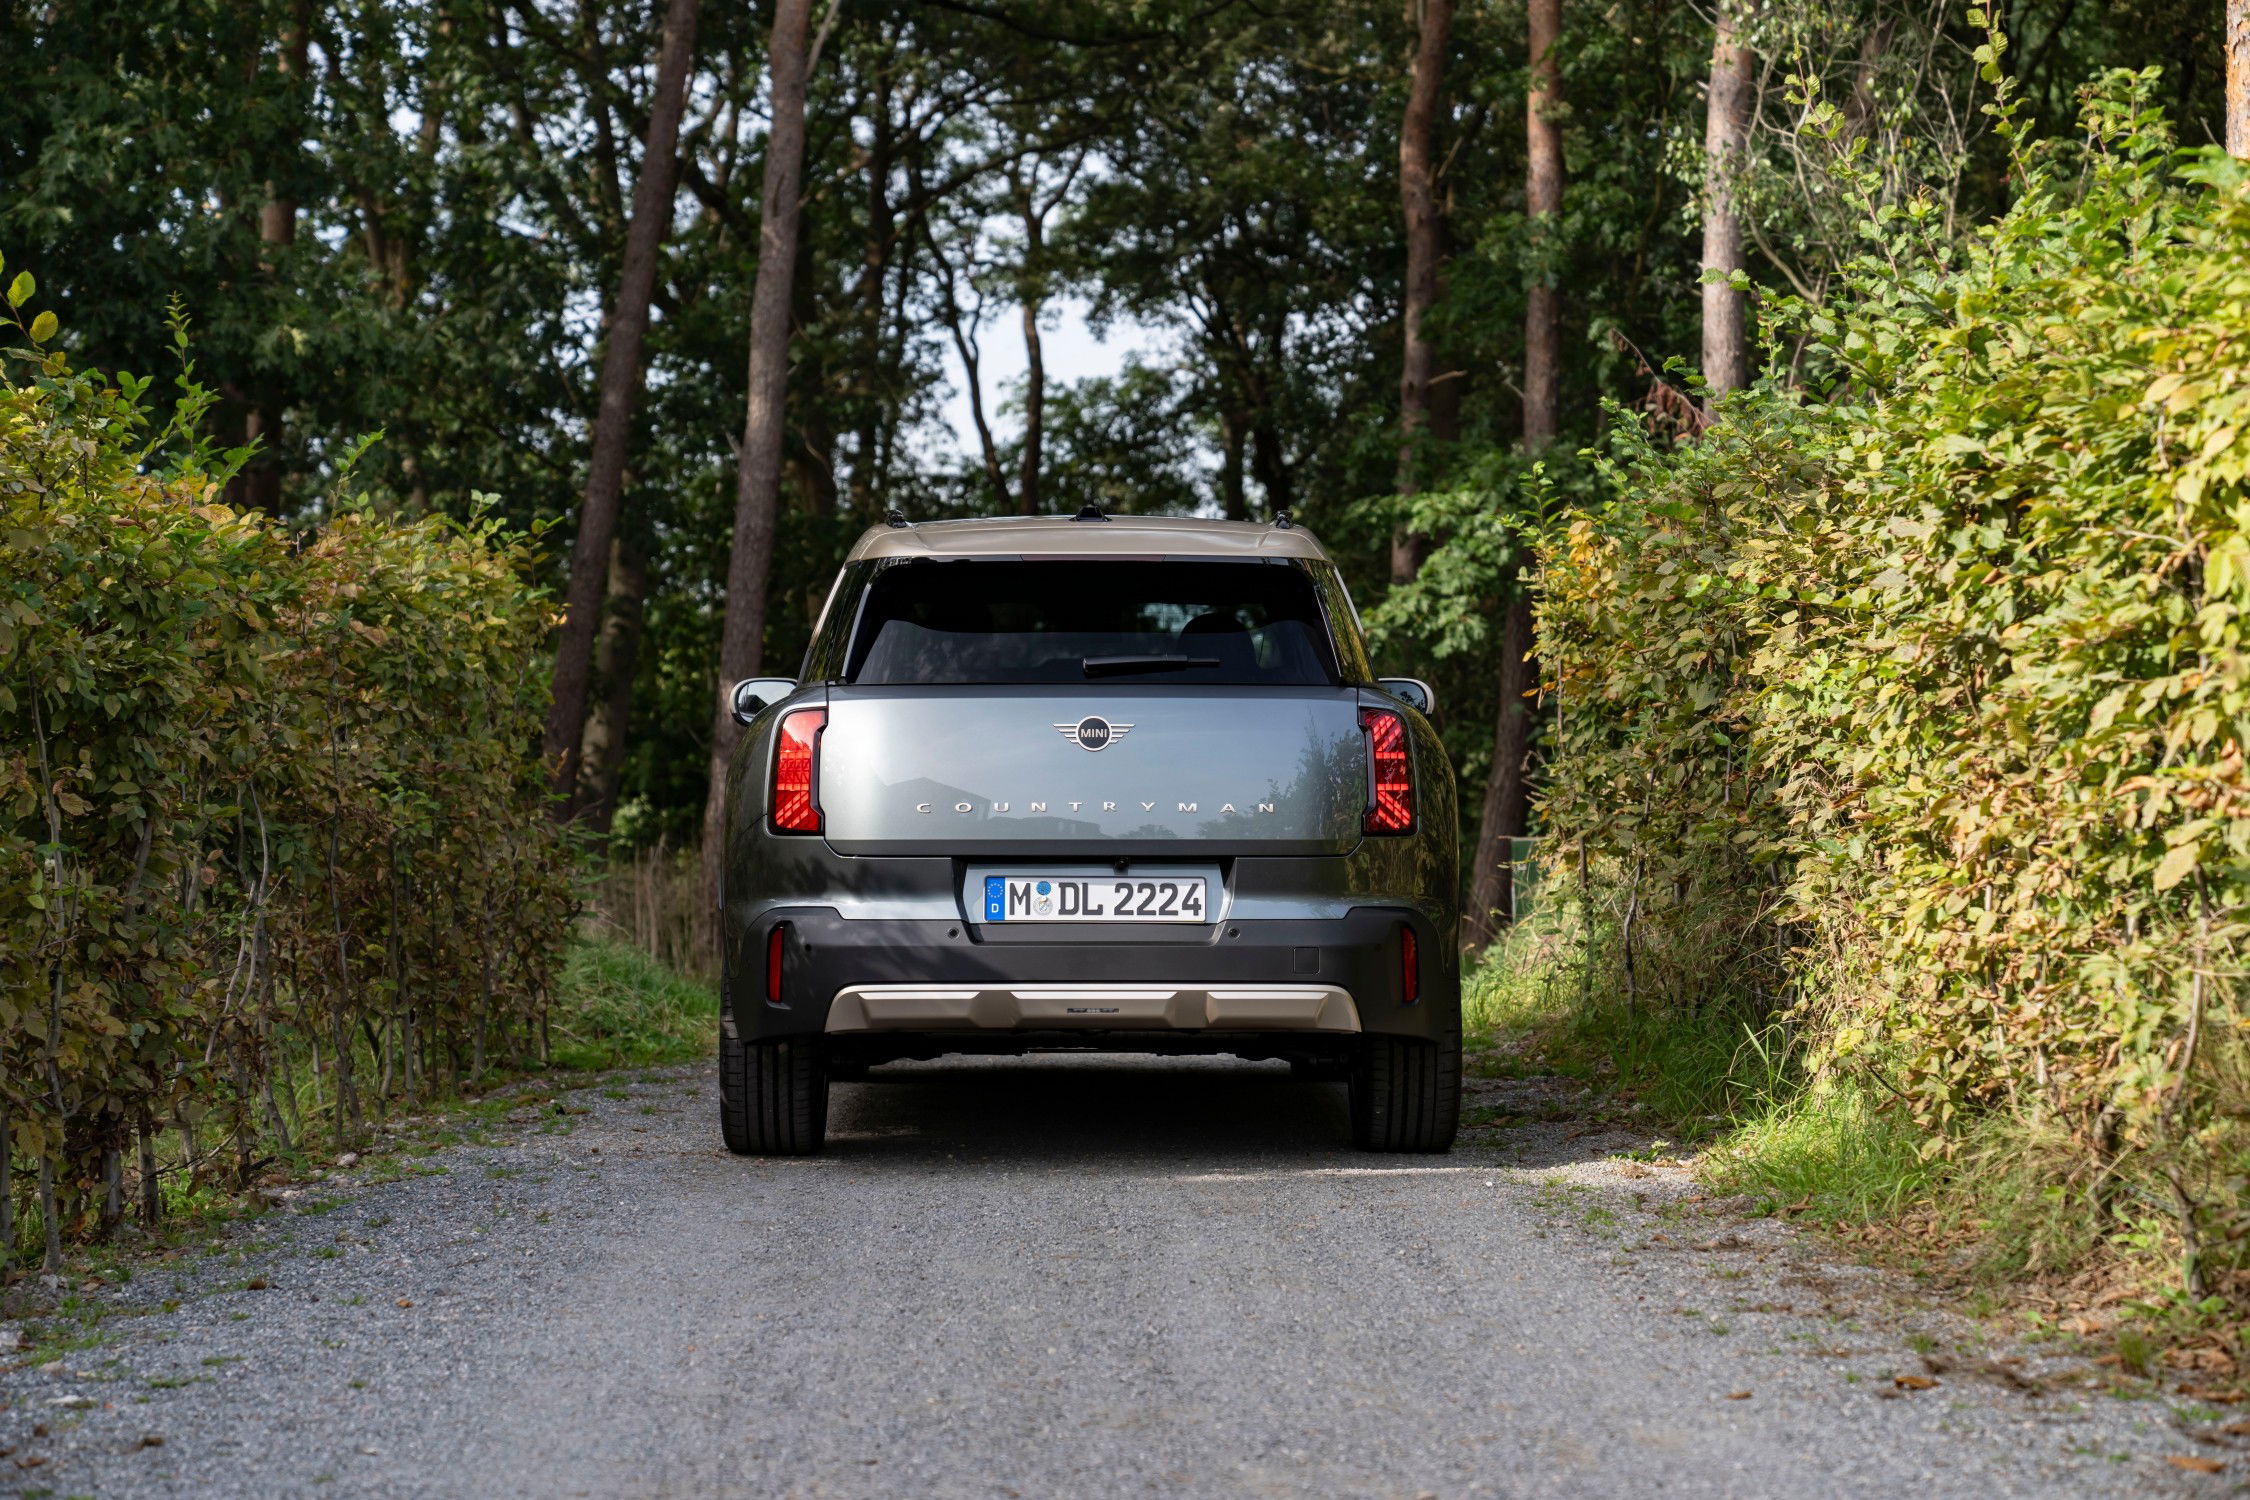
<box><xmin>1056</xmin><ymin>716</ymin><xmax>1132</xmax><ymax>752</ymax></box>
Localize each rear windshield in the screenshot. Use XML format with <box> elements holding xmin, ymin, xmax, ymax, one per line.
<box><xmin>844</xmin><ymin>559</ymin><xmax>1341</xmax><ymax>686</ymax></box>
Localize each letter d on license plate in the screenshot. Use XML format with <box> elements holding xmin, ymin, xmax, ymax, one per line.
<box><xmin>982</xmin><ymin>875</ymin><xmax>1209</xmax><ymax>923</ymax></box>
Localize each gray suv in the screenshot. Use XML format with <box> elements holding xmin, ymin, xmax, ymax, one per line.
<box><xmin>716</xmin><ymin>512</ymin><xmax>1460</xmax><ymax>1155</ymax></box>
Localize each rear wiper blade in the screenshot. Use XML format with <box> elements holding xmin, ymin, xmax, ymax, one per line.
<box><xmin>1081</xmin><ymin>654</ymin><xmax>1223</xmax><ymax>677</ymax></box>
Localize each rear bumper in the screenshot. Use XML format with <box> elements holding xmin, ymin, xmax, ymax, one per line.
<box><xmin>827</xmin><ymin>982</ymin><xmax>1360</xmax><ymax>1033</ymax></box>
<box><xmin>729</xmin><ymin>905</ymin><xmax>1454</xmax><ymax>1047</ymax></box>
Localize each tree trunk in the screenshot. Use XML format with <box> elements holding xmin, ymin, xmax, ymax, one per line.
<box><xmin>232</xmin><ymin>0</ymin><xmax>310</xmax><ymax>517</ymax></box>
<box><xmin>1250</xmin><ymin>418</ymin><xmax>1296</xmax><ymax>516</ymax></box>
<box><xmin>1467</xmin><ymin>0</ymin><xmax>1564</xmax><ymax>950</ymax></box>
<box><xmin>1701</xmin><ymin>4</ymin><xmax>1753</xmax><ymax>399</ymax></box>
<box><xmin>1522</xmin><ymin>0</ymin><xmax>1562</xmax><ymax>448</ymax></box>
<box><xmin>1219</xmin><ymin>407</ymin><xmax>1248</xmax><ymax>521</ymax></box>
<box><xmin>850</xmin><ymin>64</ymin><xmax>895</xmax><ymax>517</ymax></box>
<box><xmin>576</xmin><ymin>533</ymin><xmax>649</xmax><ymax>835</ymax></box>
<box><xmin>1391</xmin><ymin>0</ymin><xmax>1455</xmax><ymax>585</ymax></box>
<box><xmin>543</xmin><ymin>0</ymin><xmax>700</xmax><ymax>812</ymax></box>
<box><xmin>2229</xmin><ymin>0</ymin><xmax>2249</xmax><ymax>159</ymax></box>
<box><xmin>1015</xmin><ymin>169</ymin><xmax>1048</xmax><ymax>516</ymax></box>
<box><xmin>1467</xmin><ymin>595</ymin><xmax>1536</xmax><ymax>944</ymax></box>
<box><xmin>703</xmin><ymin>0</ymin><xmax>818</xmax><ymax>907</ymax></box>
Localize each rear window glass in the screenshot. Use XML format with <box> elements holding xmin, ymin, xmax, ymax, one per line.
<box><xmin>844</xmin><ymin>559</ymin><xmax>1341</xmax><ymax>686</ymax></box>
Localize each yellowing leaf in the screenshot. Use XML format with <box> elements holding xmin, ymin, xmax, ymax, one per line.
<box><xmin>2153</xmin><ymin>840</ymin><xmax>2202</xmax><ymax>892</ymax></box>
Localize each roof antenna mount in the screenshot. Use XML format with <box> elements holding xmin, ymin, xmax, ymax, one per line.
<box><xmin>1272</xmin><ymin>509</ymin><xmax>1294</xmax><ymax>530</ymax></box>
<box><xmin>1073</xmin><ymin>502</ymin><xmax>1109</xmax><ymax>523</ymax></box>
<box><xmin>884</xmin><ymin>507</ymin><xmax>911</xmax><ymax>529</ymax></box>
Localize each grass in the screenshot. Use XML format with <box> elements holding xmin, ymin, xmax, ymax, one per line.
<box><xmin>1469</xmin><ymin>908</ymin><xmax>1940</xmax><ymax>1242</ymax></box>
<box><xmin>1473</xmin><ymin>897</ymin><xmax>2250</xmax><ymax>1390</ymax></box>
<box><xmin>548</xmin><ymin>938</ymin><xmax>718</xmax><ymax>1070</ymax></box>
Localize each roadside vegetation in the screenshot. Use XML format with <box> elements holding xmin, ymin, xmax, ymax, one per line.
<box><xmin>0</xmin><ymin>292</ymin><xmax>716</xmax><ymax>1278</ymax></box>
<box><xmin>1474</xmin><ymin>70</ymin><xmax>2250</xmax><ymax>1368</ymax></box>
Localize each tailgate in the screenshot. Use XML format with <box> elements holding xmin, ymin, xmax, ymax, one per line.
<box><xmin>817</xmin><ymin>685</ymin><xmax>1367</xmax><ymax>855</ymax></box>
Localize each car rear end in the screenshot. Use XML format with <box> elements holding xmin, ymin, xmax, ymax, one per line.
<box><xmin>717</xmin><ymin>514</ymin><xmax>1460</xmax><ymax>1155</ymax></box>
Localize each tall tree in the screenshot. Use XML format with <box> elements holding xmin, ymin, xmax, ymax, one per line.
<box><xmin>2230</xmin><ymin>0</ymin><xmax>2249</xmax><ymax>158</ymax></box>
<box><xmin>1701</xmin><ymin>2</ymin><xmax>1753</xmax><ymax>398</ymax></box>
<box><xmin>576</xmin><ymin>533</ymin><xmax>650</xmax><ymax>835</ymax></box>
<box><xmin>1520</xmin><ymin>0</ymin><xmax>1562</xmax><ymax>449</ymax></box>
<box><xmin>704</xmin><ymin>0</ymin><xmax>824</xmax><ymax>887</ymax></box>
<box><xmin>543</xmin><ymin>0</ymin><xmax>701</xmax><ymax>812</ymax></box>
<box><xmin>228</xmin><ymin>0</ymin><xmax>311</xmax><ymax>516</ymax></box>
<box><xmin>1466</xmin><ymin>0</ymin><xmax>1561</xmax><ymax>945</ymax></box>
<box><xmin>1392</xmin><ymin>0</ymin><xmax>1455</xmax><ymax>584</ymax></box>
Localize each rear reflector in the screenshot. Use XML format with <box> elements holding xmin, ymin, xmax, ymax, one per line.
<box><xmin>766</xmin><ymin>924</ymin><xmax>786</xmax><ymax>1003</ymax></box>
<box><xmin>1360</xmin><ymin>707</ymin><xmax>1414</xmax><ymax>834</ymax></box>
<box><xmin>1400</xmin><ymin>924</ymin><xmax>1420</xmax><ymax>1005</ymax></box>
<box><xmin>771</xmin><ymin>708</ymin><xmax>826</xmax><ymax>834</ymax></box>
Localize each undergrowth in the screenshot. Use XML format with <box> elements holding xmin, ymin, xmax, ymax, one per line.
<box><xmin>547</xmin><ymin>935</ymin><xmax>718</xmax><ymax>1070</ymax></box>
<box><xmin>3</xmin><ymin>935</ymin><xmax>713</xmax><ymax>1281</ymax></box>
<box><xmin>1471</xmin><ymin>896</ymin><xmax>2240</xmax><ymax>1378</ymax></box>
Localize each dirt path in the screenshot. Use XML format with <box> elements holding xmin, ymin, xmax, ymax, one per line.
<box><xmin>0</xmin><ymin>1056</ymin><xmax>2228</xmax><ymax>1497</ymax></box>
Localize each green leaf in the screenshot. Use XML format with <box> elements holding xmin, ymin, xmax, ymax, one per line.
<box><xmin>5</xmin><ymin>269</ymin><xmax>32</xmax><ymax>308</ymax></box>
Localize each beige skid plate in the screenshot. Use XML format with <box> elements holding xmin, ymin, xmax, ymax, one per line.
<box><xmin>824</xmin><ymin>984</ymin><xmax>1360</xmax><ymax>1033</ymax></box>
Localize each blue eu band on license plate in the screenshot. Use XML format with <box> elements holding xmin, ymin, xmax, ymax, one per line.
<box><xmin>982</xmin><ymin>875</ymin><xmax>1208</xmax><ymax>922</ymax></box>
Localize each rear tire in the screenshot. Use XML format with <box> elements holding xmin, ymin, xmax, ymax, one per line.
<box><xmin>1349</xmin><ymin>1032</ymin><xmax>1459</xmax><ymax>1152</ymax></box>
<box><xmin>720</xmin><ymin>1033</ymin><xmax>828</xmax><ymax>1156</ymax></box>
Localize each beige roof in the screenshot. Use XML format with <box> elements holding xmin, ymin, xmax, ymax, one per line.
<box><xmin>845</xmin><ymin>513</ymin><xmax>1333</xmax><ymax>563</ymax></box>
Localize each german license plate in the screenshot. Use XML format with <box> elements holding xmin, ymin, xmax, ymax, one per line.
<box><xmin>982</xmin><ymin>875</ymin><xmax>1209</xmax><ymax>923</ymax></box>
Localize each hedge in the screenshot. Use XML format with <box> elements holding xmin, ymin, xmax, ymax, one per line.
<box><xmin>1535</xmin><ymin>79</ymin><xmax>2250</xmax><ymax>1299</ymax></box>
<box><xmin>1</xmin><ymin>270</ymin><xmax>571</xmax><ymax>1267</ymax></box>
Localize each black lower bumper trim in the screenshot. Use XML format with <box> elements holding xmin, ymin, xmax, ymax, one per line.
<box><xmin>732</xmin><ymin>906</ymin><xmax>1454</xmax><ymax>1044</ymax></box>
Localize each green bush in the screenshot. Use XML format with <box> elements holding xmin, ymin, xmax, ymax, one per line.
<box><xmin>0</xmin><ymin>265</ymin><xmax>571</xmax><ymax>1264</ymax></box>
<box><xmin>1535</xmin><ymin>80</ymin><xmax>2250</xmax><ymax>1302</ymax></box>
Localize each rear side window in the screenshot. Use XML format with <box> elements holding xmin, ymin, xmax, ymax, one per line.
<box><xmin>844</xmin><ymin>559</ymin><xmax>1342</xmax><ymax>686</ymax></box>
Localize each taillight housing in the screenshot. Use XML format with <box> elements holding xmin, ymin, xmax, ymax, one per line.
<box><xmin>770</xmin><ymin>708</ymin><xmax>825</xmax><ymax>834</ymax></box>
<box><xmin>1360</xmin><ymin>707</ymin><xmax>1414</xmax><ymax>834</ymax></box>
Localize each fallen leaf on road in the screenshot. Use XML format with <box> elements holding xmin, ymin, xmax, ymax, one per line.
<box><xmin>2179</xmin><ymin>1384</ymin><xmax>2242</xmax><ymax>1404</ymax></box>
<box><xmin>1724</xmin><ymin>1390</ymin><xmax>1751</xmax><ymax>1401</ymax></box>
<box><xmin>16</xmin><ymin>1456</ymin><xmax>46</xmax><ymax>1470</ymax></box>
<box><xmin>138</xmin><ymin>1435</ymin><xmax>164</xmax><ymax>1449</ymax></box>
<box><xmin>1892</xmin><ymin>1375</ymin><xmax>1939</xmax><ymax>1391</ymax></box>
<box><xmin>2168</xmin><ymin>1456</ymin><xmax>2226</xmax><ymax>1474</ymax></box>
<box><xmin>395</xmin><ymin>1298</ymin><xmax>414</xmax><ymax>1308</ymax></box>
<box><xmin>244</xmin><ymin>1277</ymin><xmax>271</xmax><ymax>1291</ymax></box>
<box><xmin>2221</xmin><ymin>1421</ymin><xmax>2250</xmax><ymax>1437</ymax></box>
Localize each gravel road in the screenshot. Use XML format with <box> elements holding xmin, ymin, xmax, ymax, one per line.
<box><xmin>0</xmin><ymin>1054</ymin><xmax>2232</xmax><ymax>1498</ymax></box>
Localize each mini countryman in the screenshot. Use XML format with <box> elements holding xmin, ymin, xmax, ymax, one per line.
<box><xmin>716</xmin><ymin>510</ymin><xmax>1461</xmax><ymax>1154</ymax></box>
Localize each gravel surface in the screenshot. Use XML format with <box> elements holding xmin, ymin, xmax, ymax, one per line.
<box><xmin>0</xmin><ymin>1054</ymin><xmax>2234</xmax><ymax>1498</ymax></box>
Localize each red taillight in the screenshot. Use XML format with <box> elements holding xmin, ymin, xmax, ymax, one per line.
<box><xmin>1400</xmin><ymin>924</ymin><xmax>1420</xmax><ymax>1004</ymax></box>
<box><xmin>1360</xmin><ymin>707</ymin><xmax>1414</xmax><ymax>834</ymax></box>
<box><xmin>766</xmin><ymin>924</ymin><xmax>786</xmax><ymax>1003</ymax></box>
<box><xmin>771</xmin><ymin>708</ymin><xmax>825</xmax><ymax>834</ymax></box>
